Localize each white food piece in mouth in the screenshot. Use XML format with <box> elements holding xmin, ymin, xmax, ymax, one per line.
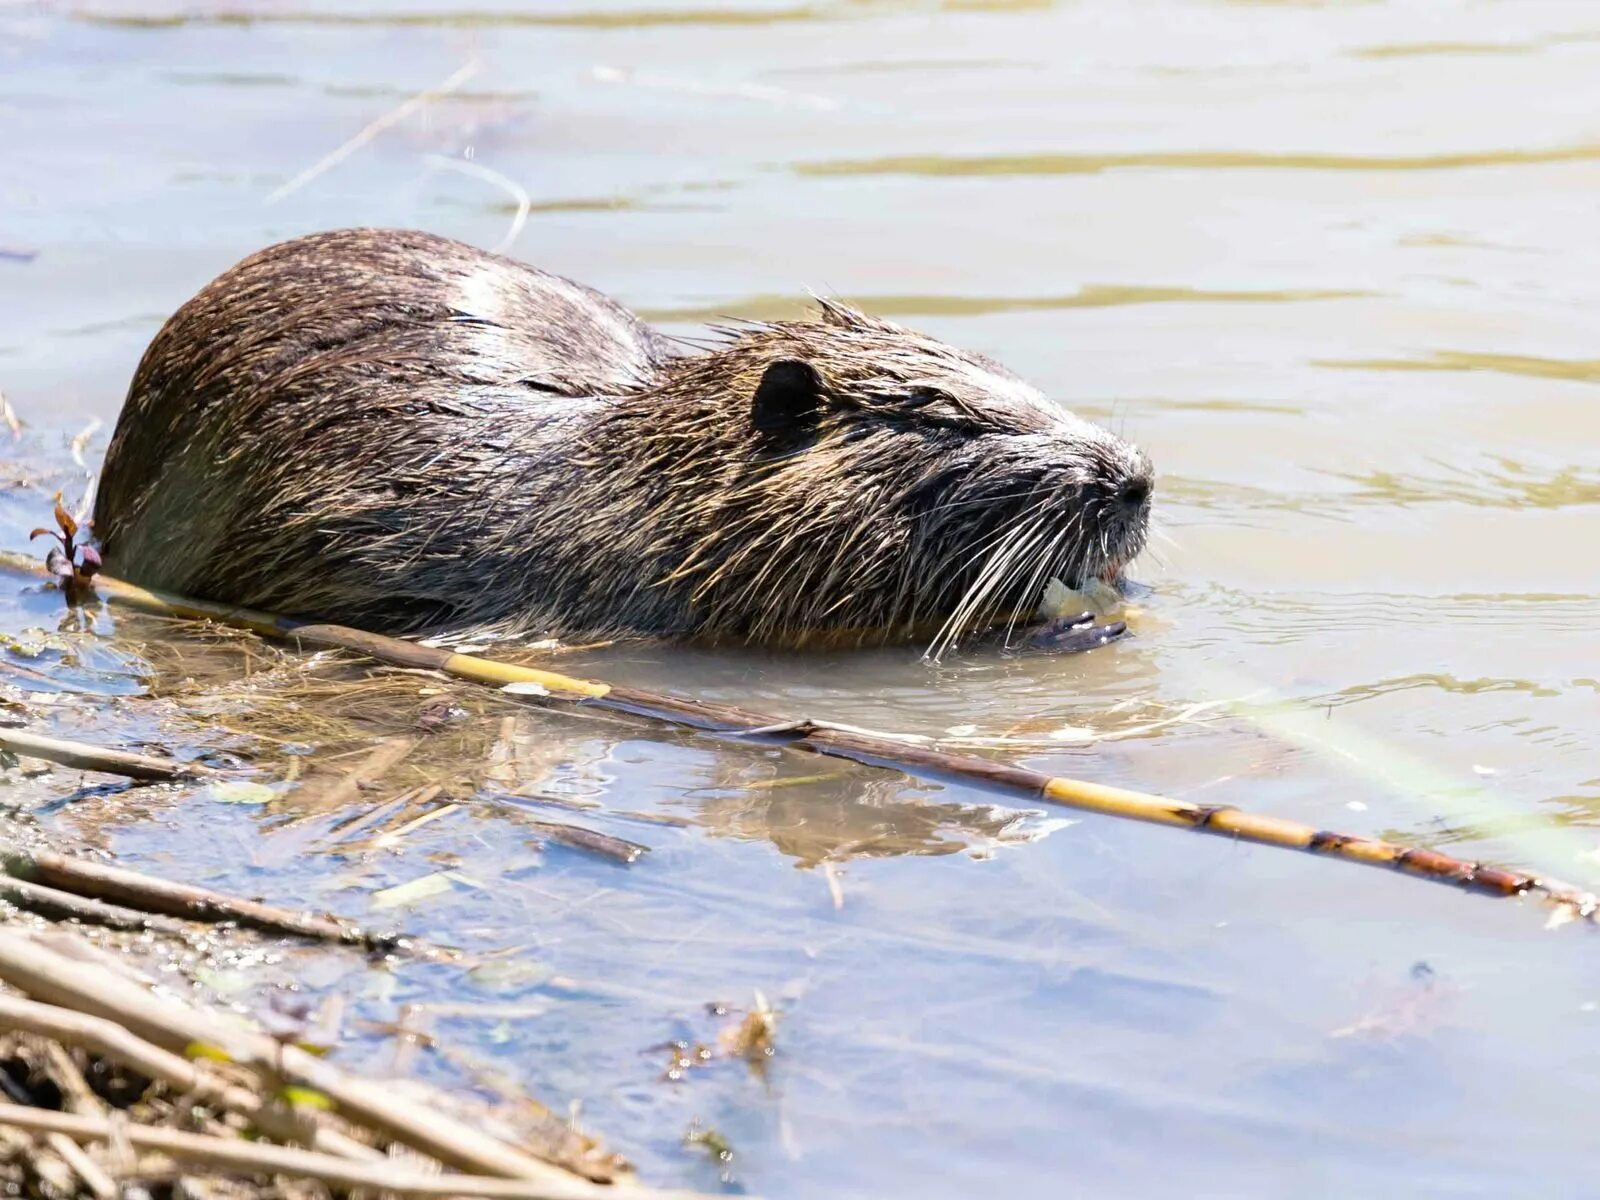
<box><xmin>1037</xmin><ymin>575</ymin><xmax>1122</xmax><ymax>619</ymax></box>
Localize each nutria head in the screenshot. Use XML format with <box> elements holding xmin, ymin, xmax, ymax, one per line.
<box><xmin>589</xmin><ymin>300</ymin><xmax>1152</xmax><ymax>656</ymax></box>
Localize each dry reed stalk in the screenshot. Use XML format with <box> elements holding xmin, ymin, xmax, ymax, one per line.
<box><xmin>3</xmin><ymin>556</ymin><xmax>1594</xmax><ymax>920</ymax></box>
<box><xmin>317</xmin><ymin>783</ymin><xmax>442</xmax><ymax>851</ymax></box>
<box><xmin>37</xmin><ymin>1039</ymin><xmax>118</xmax><ymax>1200</ymax></box>
<box><xmin>43</xmin><ymin>1127</ymin><xmax>117</xmax><ymax>1200</ymax></box>
<box><xmin>0</xmin><ymin>875</ymin><xmax>190</xmax><ymax>934</ymax></box>
<box><xmin>69</xmin><ymin>419</ymin><xmax>101</xmax><ymax>470</ymax></box>
<box><xmin>372</xmin><ymin>802</ymin><xmax>461</xmax><ymax>847</ymax></box>
<box><xmin>426</xmin><ymin>153</ymin><xmax>531</xmax><ymax>253</ymax></box>
<box><xmin>0</xmin><ymin>727</ymin><xmax>211</xmax><ymax>782</ymax></box>
<box><xmin>1</xmin><ymin>849</ymin><xmax>387</xmax><ymax>948</ymax></box>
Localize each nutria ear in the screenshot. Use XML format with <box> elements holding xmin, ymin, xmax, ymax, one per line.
<box><xmin>750</xmin><ymin>360</ymin><xmax>824</xmax><ymax>440</ymax></box>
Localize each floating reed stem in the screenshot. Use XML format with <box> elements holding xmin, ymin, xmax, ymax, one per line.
<box><xmin>4</xmin><ymin>555</ymin><xmax>1593</xmax><ymax>920</ymax></box>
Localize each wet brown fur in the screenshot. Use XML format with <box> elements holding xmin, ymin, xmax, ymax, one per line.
<box><xmin>97</xmin><ymin>228</ymin><xmax>1153</xmax><ymax>653</ymax></box>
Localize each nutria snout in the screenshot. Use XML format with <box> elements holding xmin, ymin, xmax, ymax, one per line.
<box><xmin>95</xmin><ymin>228</ymin><xmax>1152</xmax><ymax>655</ymax></box>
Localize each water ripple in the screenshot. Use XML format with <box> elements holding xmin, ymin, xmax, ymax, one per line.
<box><xmin>640</xmin><ymin>285</ymin><xmax>1370</xmax><ymax>324</ymax></box>
<box><xmin>796</xmin><ymin>144</ymin><xmax>1600</xmax><ymax>177</ymax></box>
<box><xmin>75</xmin><ymin>4</ymin><xmax>831</xmax><ymax>28</ymax></box>
<box><xmin>1315</xmin><ymin>350</ymin><xmax>1600</xmax><ymax>385</ymax></box>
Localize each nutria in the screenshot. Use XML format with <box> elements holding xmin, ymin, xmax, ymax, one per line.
<box><xmin>95</xmin><ymin>228</ymin><xmax>1153</xmax><ymax>656</ymax></box>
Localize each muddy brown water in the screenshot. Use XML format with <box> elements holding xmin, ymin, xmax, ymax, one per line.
<box><xmin>4</xmin><ymin>0</ymin><xmax>1600</xmax><ymax>1194</ymax></box>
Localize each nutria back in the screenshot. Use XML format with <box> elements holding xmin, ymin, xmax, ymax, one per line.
<box><xmin>98</xmin><ymin>228</ymin><xmax>1152</xmax><ymax>652</ymax></box>
<box><xmin>98</xmin><ymin>229</ymin><xmax>671</xmax><ymax>630</ymax></box>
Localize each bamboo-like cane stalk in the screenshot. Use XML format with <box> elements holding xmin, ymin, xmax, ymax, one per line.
<box><xmin>4</xmin><ymin>556</ymin><xmax>1595</xmax><ymax>919</ymax></box>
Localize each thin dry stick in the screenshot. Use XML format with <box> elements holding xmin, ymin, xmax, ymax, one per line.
<box><xmin>0</xmin><ymin>1105</ymin><xmax>706</xmax><ymax>1200</ymax></box>
<box><xmin>41</xmin><ymin>1039</ymin><xmax>100</xmax><ymax>1116</ymax></box>
<box><xmin>265</xmin><ymin>61</ymin><xmax>480</xmax><ymax>204</ymax></box>
<box><xmin>0</xmin><ymin>931</ymin><xmax>618</xmax><ymax>1186</ymax></box>
<box><xmin>4</xmin><ymin>557</ymin><xmax>1594</xmax><ymax>918</ymax></box>
<box><xmin>0</xmin><ymin>876</ymin><xmax>190</xmax><ymax>934</ymax></box>
<box><xmin>0</xmin><ymin>728</ymin><xmax>212</xmax><ymax>782</ymax></box>
<box><xmin>317</xmin><ymin>783</ymin><xmax>442</xmax><ymax>851</ymax></box>
<box><xmin>1</xmin><ymin>849</ymin><xmax>388</xmax><ymax>948</ymax></box>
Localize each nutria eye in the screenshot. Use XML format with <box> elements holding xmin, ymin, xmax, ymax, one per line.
<box><xmin>750</xmin><ymin>359</ymin><xmax>823</xmax><ymax>440</ymax></box>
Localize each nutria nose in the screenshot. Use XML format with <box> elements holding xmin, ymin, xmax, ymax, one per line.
<box><xmin>1118</xmin><ymin>477</ymin><xmax>1151</xmax><ymax>510</ymax></box>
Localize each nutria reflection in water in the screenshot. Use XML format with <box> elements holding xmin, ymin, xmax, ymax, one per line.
<box><xmin>100</xmin><ymin>627</ymin><xmax>1045</xmax><ymax>868</ymax></box>
<box><xmin>96</xmin><ymin>229</ymin><xmax>1152</xmax><ymax>658</ymax></box>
